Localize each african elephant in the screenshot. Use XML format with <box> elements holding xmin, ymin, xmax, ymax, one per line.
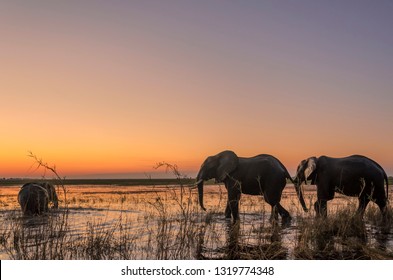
<box><xmin>294</xmin><ymin>155</ymin><xmax>389</xmax><ymax>218</ymax></box>
<box><xmin>195</xmin><ymin>150</ymin><xmax>308</xmax><ymax>221</ymax></box>
<box><xmin>18</xmin><ymin>182</ymin><xmax>59</xmax><ymax>215</ymax></box>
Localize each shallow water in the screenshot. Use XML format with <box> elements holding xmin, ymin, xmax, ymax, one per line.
<box><xmin>0</xmin><ymin>184</ymin><xmax>392</xmax><ymax>259</ymax></box>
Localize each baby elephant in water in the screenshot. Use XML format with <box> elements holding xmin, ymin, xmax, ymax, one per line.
<box><xmin>18</xmin><ymin>182</ymin><xmax>59</xmax><ymax>215</ymax></box>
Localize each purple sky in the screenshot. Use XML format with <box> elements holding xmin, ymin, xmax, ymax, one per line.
<box><xmin>1</xmin><ymin>1</ymin><xmax>393</xmax><ymax>177</ymax></box>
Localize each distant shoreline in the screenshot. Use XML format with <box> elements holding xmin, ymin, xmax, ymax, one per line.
<box><xmin>1</xmin><ymin>177</ymin><xmax>391</xmax><ymax>187</ymax></box>
<box><xmin>0</xmin><ymin>178</ymin><xmax>197</xmax><ymax>187</ymax></box>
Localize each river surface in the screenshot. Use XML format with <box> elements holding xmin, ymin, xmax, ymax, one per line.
<box><xmin>1</xmin><ymin>184</ymin><xmax>392</xmax><ymax>259</ymax></box>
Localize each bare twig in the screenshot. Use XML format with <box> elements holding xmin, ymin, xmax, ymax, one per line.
<box><xmin>27</xmin><ymin>151</ymin><xmax>68</xmax><ymax>207</ymax></box>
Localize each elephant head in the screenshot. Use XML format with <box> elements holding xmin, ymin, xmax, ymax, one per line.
<box><xmin>41</xmin><ymin>182</ymin><xmax>59</xmax><ymax>209</ymax></box>
<box><xmin>295</xmin><ymin>157</ymin><xmax>318</xmax><ymax>186</ymax></box>
<box><xmin>195</xmin><ymin>150</ymin><xmax>239</xmax><ymax>211</ymax></box>
<box><xmin>292</xmin><ymin>157</ymin><xmax>318</xmax><ymax>213</ymax></box>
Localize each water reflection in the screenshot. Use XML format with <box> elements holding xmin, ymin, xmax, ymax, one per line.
<box><xmin>294</xmin><ymin>216</ymin><xmax>393</xmax><ymax>259</ymax></box>
<box><xmin>371</xmin><ymin>224</ymin><xmax>393</xmax><ymax>252</ymax></box>
<box><xmin>20</xmin><ymin>214</ymin><xmax>50</xmax><ymax>228</ymax></box>
<box><xmin>1</xmin><ymin>184</ymin><xmax>392</xmax><ymax>259</ymax></box>
<box><xmin>196</xmin><ymin>215</ymin><xmax>289</xmax><ymax>259</ymax></box>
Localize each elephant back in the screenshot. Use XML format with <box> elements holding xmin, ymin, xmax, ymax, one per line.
<box><xmin>18</xmin><ymin>183</ymin><xmax>50</xmax><ymax>215</ymax></box>
<box><xmin>253</xmin><ymin>154</ymin><xmax>293</xmax><ymax>180</ymax></box>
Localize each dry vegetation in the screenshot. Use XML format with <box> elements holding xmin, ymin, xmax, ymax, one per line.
<box><xmin>1</xmin><ymin>182</ymin><xmax>392</xmax><ymax>260</ymax></box>
<box><xmin>0</xmin><ymin>160</ymin><xmax>392</xmax><ymax>260</ymax></box>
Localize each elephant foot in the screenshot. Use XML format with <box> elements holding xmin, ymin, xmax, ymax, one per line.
<box><xmin>314</xmin><ymin>200</ymin><xmax>328</xmax><ymax>218</ymax></box>
<box><xmin>315</xmin><ymin>213</ymin><xmax>327</xmax><ymax>219</ymax></box>
<box><xmin>281</xmin><ymin>214</ymin><xmax>292</xmax><ymax>222</ymax></box>
<box><xmin>354</xmin><ymin>209</ymin><xmax>365</xmax><ymax>220</ymax></box>
<box><xmin>380</xmin><ymin>209</ymin><xmax>391</xmax><ymax>225</ymax></box>
<box><xmin>279</xmin><ymin>209</ymin><xmax>291</xmax><ymax>220</ymax></box>
<box><xmin>281</xmin><ymin>216</ymin><xmax>292</xmax><ymax>227</ymax></box>
<box><xmin>225</xmin><ymin>206</ymin><xmax>232</xmax><ymax>219</ymax></box>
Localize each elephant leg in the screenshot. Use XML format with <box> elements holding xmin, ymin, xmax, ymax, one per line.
<box><xmin>370</xmin><ymin>183</ymin><xmax>388</xmax><ymax>218</ymax></box>
<box><xmin>277</xmin><ymin>203</ymin><xmax>291</xmax><ymax>220</ymax></box>
<box><xmin>227</xmin><ymin>192</ymin><xmax>241</xmax><ymax>221</ymax></box>
<box><xmin>356</xmin><ymin>195</ymin><xmax>370</xmax><ymax>218</ymax></box>
<box><xmin>226</xmin><ymin>181</ymin><xmax>241</xmax><ymax>221</ymax></box>
<box><xmin>374</xmin><ymin>194</ymin><xmax>388</xmax><ymax>219</ymax></box>
<box><xmin>225</xmin><ymin>201</ymin><xmax>232</xmax><ymax>219</ymax></box>
<box><xmin>270</xmin><ymin>205</ymin><xmax>279</xmax><ymax>221</ymax></box>
<box><xmin>314</xmin><ymin>200</ymin><xmax>327</xmax><ymax>217</ymax></box>
<box><xmin>228</xmin><ymin>196</ymin><xmax>240</xmax><ymax>221</ymax></box>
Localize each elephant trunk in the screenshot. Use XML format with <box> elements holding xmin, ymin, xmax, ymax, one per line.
<box><xmin>196</xmin><ymin>176</ymin><xmax>206</xmax><ymax>211</ymax></box>
<box><xmin>52</xmin><ymin>191</ymin><xmax>59</xmax><ymax>209</ymax></box>
<box><xmin>45</xmin><ymin>183</ymin><xmax>59</xmax><ymax>209</ymax></box>
<box><xmin>294</xmin><ymin>181</ymin><xmax>308</xmax><ymax>212</ymax></box>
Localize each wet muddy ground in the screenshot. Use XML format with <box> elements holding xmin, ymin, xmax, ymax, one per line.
<box><xmin>1</xmin><ymin>184</ymin><xmax>392</xmax><ymax>259</ymax></box>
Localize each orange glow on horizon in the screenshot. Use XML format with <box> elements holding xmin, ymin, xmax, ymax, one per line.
<box><xmin>1</xmin><ymin>2</ymin><xmax>392</xmax><ymax>178</ymax></box>
<box><xmin>1</xmin><ymin>146</ymin><xmax>392</xmax><ymax>178</ymax></box>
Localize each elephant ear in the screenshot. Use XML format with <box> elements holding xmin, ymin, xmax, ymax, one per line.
<box><xmin>216</xmin><ymin>150</ymin><xmax>239</xmax><ymax>182</ymax></box>
<box><xmin>304</xmin><ymin>157</ymin><xmax>317</xmax><ymax>185</ymax></box>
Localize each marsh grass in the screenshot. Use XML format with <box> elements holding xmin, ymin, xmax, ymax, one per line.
<box><xmin>1</xmin><ymin>212</ymin><xmax>68</xmax><ymax>259</ymax></box>
<box><xmin>1</xmin><ymin>185</ymin><xmax>392</xmax><ymax>259</ymax></box>
<box><xmin>294</xmin><ymin>203</ymin><xmax>393</xmax><ymax>259</ymax></box>
<box><xmin>0</xmin><ymin>158</ymin><xmax>392</xmax><ymax>259</ymax></box>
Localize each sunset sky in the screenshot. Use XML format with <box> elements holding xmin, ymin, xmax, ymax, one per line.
<box><xmin>1</xmin><ymin>1</ymin><xmax>393</xmax><ymax>178</ymax></box>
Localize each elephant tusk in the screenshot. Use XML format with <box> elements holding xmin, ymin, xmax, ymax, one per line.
<box><xmin>194</xmin><ymin>179</ymin><xmax>203</xmax><ymax>186</ymax></box>
<box><xmin>186</xmin><ymin>179</ymin><xmax>203</xmax><ymax>189</ymax></box>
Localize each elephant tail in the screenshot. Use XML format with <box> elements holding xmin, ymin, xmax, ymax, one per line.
<box><xmin>374</xmin><ymin>161</ymin><xmax>390</xmax><ymax>204</ymax></box>
<box><xmin>384</xmin><ymin>170</ymin><xmax>389</xmax><ymax>204</ymax></box>
<box><xmin>280</xmin><ymin>162</ymin><xmax>295</xmax><ymax>184</ymax></box>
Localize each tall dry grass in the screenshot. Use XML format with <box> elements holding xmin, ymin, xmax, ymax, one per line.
<box><xmin>0</xmin><ymin>156</ymin><xmax>392</xmax><ymax>259</ymax></box>
<box><xmin>294</xmin><ymin>203</ymin><xmax>393</xmax><ymax>259</ymax></box>
<box><xmin>1</xmin><ymin>187</ymin><xmax>392</xmax><ymax>259</ymax></box>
